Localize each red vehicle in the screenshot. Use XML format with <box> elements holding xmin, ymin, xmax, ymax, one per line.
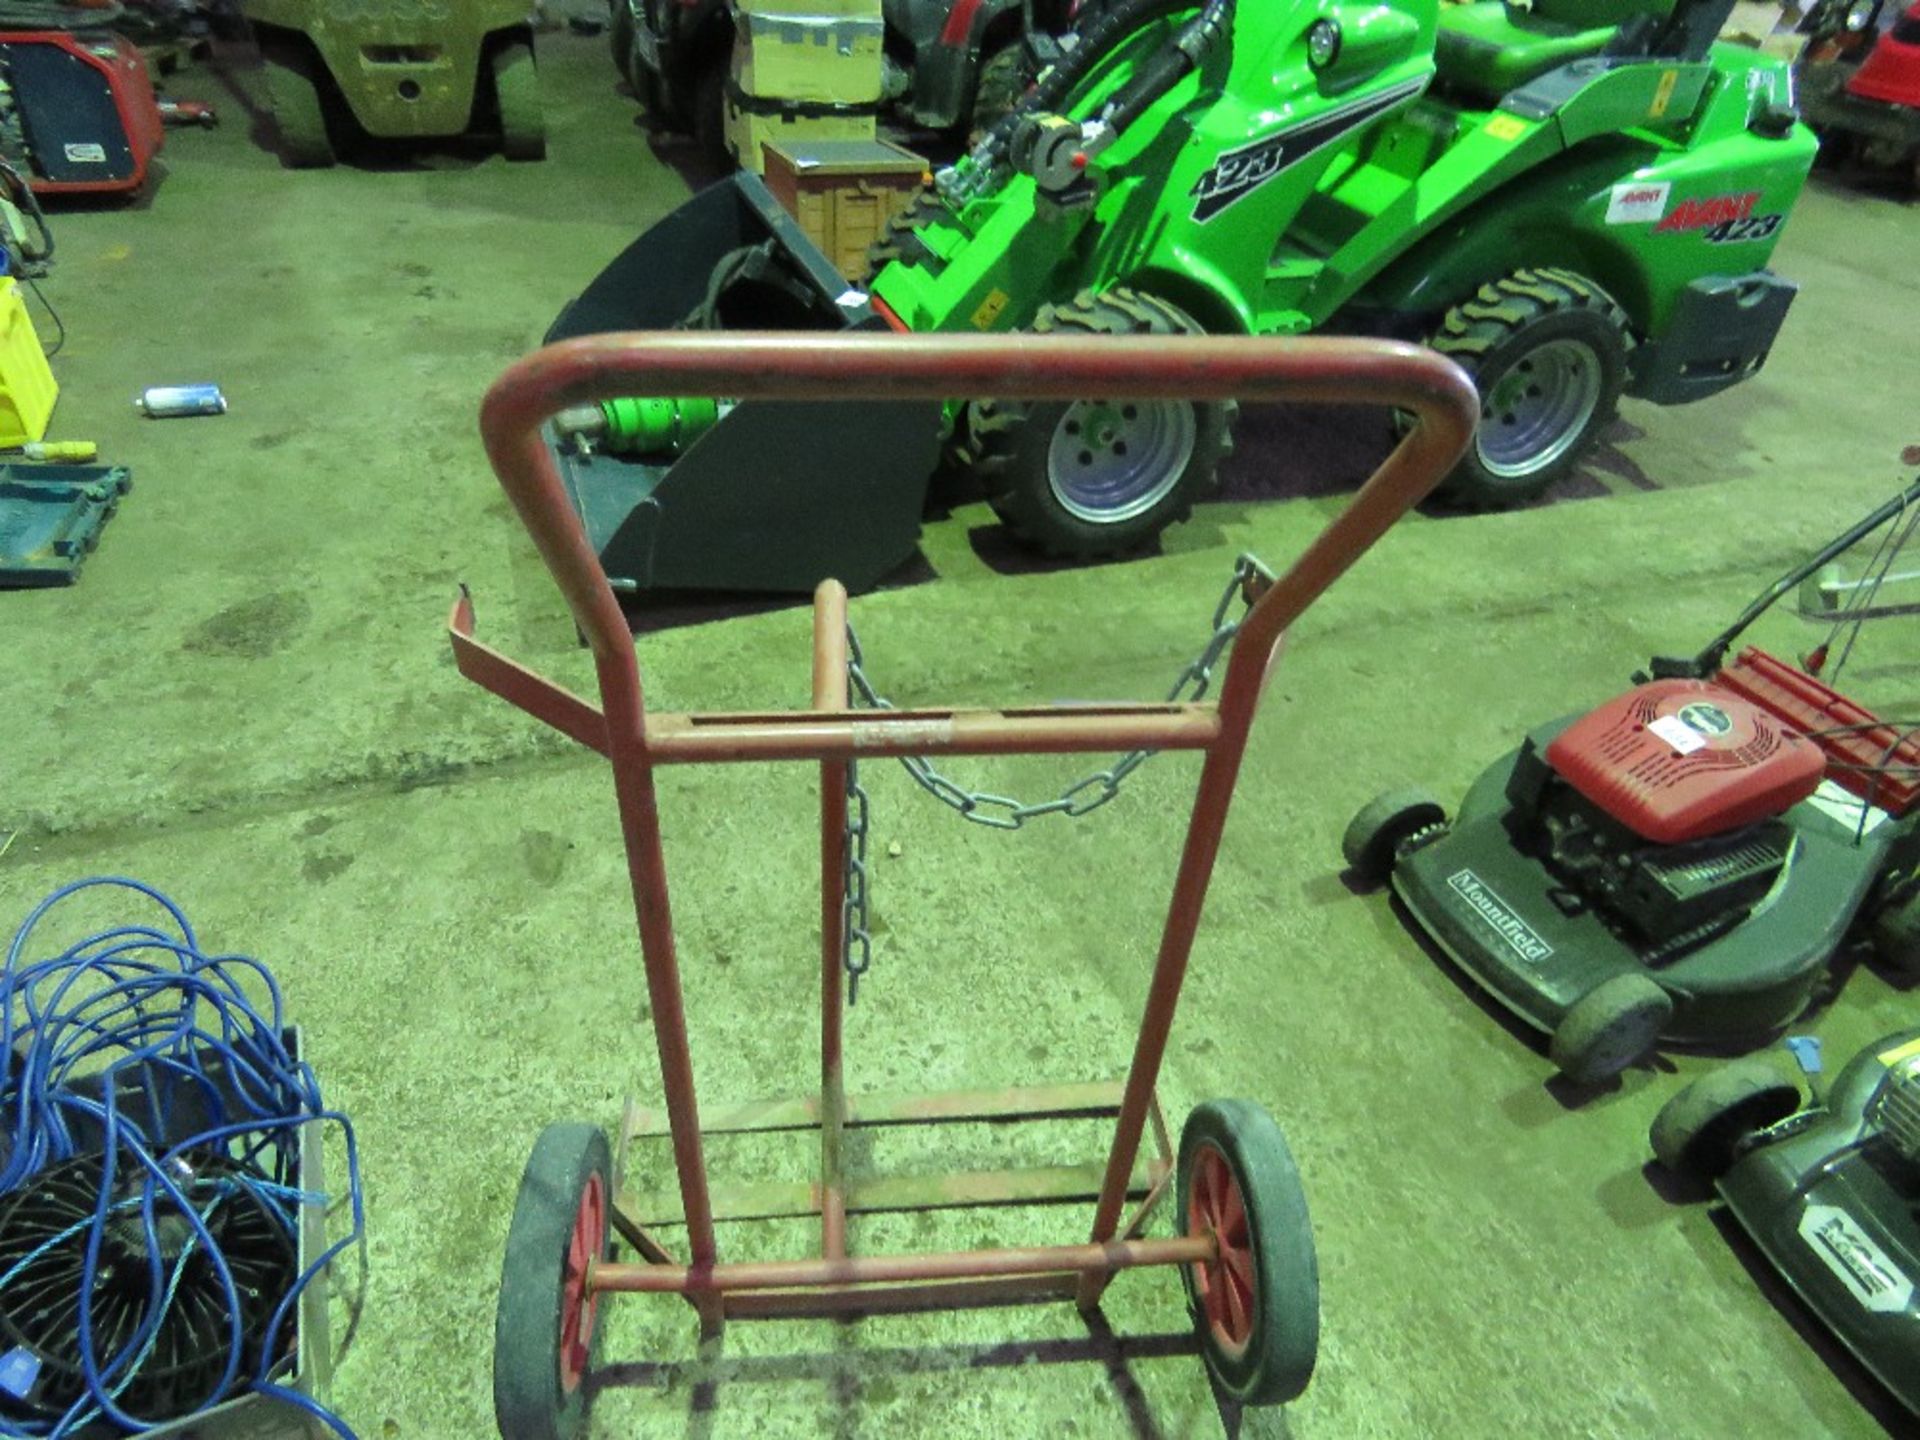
<box><xmin>1799</xmin><ymin>0</ymin><xmax>1920</xmax><ymax>188</ymax></box>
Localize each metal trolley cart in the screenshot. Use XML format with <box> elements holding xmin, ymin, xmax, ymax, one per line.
<box><xmin>448</xmin><ymin>331</ymin><xmax>1475</xmax><ymax>1438</ymax></box>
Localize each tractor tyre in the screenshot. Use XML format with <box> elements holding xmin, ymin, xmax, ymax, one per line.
<box><xmin>1428</xmin><ymin>268</ymin><xmax>1631</xmax><ymax>510</ymax></box>
<box><xmin>860</xmin><ymin>185</ymin><xmax>947</xmax><ymax>284</ymax></box>
<box><xmin>260</xmin><ymin>40</ymin><xmax>335</xmax><ymax>169</ymax></box>
<box><xmin>492</xmin><ymin>41</ymin><xmax>547</xmax><ymax>162</ymax></box>
<box><xmin>964</xmin><ymin>288</ymin><xmax>1235</xmax><ymax>559</ymax></box>
<box><xmin>969</xmin><ymin>42</ymin><xmax>1030</xmax><ymax>139</ymax></box>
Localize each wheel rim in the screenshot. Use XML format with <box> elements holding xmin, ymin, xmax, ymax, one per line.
<box><xmin>1187</xmin><ymin>1142</ymin><xmax>1255</xmax><ymax>1359</ymax></box>
<box><xmin>1475</xmin><ymin>338</ymin><xmax>1603</xmax><ymax>481</ymax></box>
<box><xmin>1046</xmin><ymin>398</ymin><xmax>1196</xmax><ymax>524</ymax></box>
<box><xmin>558</xmin><ymin>1172</ymin><xmax>604</xmax><ymax>1394</ymax></box>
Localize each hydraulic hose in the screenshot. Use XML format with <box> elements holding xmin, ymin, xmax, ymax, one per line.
<box><xmin>1096</xmin><ymin>0</ymin><xmax>1233</xmax><ymax>138</ymax></box>
<box><xmin>963</xmin><ymin>0</ymin><xmax>1208</xmax><ymax>183</ymax></box>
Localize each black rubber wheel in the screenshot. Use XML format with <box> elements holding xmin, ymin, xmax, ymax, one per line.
<box><xmin>859</xmin><ymin>184</ymin><xmax>947</xmax><ymax>284</ymax></box>
<box><xmin>1341</xmin><ymin>787</ymin><xmax>1446</xmax><ymax>884</ymax></box>
<box><xmin>1650</xmin><ymin>1059</ymin><xmax>1802</xmax><ymax>1186</ymax></box>
<box><xmin>1549</xmin><ymin>973</ymin><xmax>1672</xmax><ymax>1085</ymax></box>
<box><xmin>968</xmin><ymin>42</ymin><xmax>1029</xmax><ymax>139</ymax></box>
<box><xmin>693</xmin><ymin>53</ymin><xmax>731</xmax><ymax>170</ymax></box>
<box><xmin>494</xmin><ymin>1124</ymin><xmax>611</xmax><ymax>1440</ymax></box>
<box><xmin>1429</xmin><ymin>267</ymin><xmax>1631</xmax><ymax>509</ymax></box>
<box><xmin>1871</xmin><ymin>876</ymin><xmax>1920</xmax><ymax>976</ymax></box>
<box><xmin>964</xmin><ymin>287</ymin><xmax>1236</xmax><ymax>559</ymax></box>
<box><xmin>608</xmin><ymin>0</ymin><xmax>637</xmax><ymax>73</ymax></box>
<box><xmin>1177</xmin><ymin>1100</ymin><xmax>1318</xmax><ymax>1407</ymax></box>
<box><xmin>260</xmin><ymin>41</ymin><xmax>334</xmax><ymax>169</ymax></box>
<box><xmin>492</xmin><ymin>41</ymin><xmax>547</xmax><ymax>161</ymax></box>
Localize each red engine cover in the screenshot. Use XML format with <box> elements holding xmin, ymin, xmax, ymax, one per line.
<box><xmin>1543</xmin><ymin>679</ymin><xmax>1825</xmax><ymax>845</ymax></box>
<box><xmin>1848</xmin><ymin>3</ymin><xmax>1920</xmax><ymax>109</ymax></box>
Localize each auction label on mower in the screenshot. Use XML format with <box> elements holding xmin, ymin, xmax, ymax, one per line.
<box><xmin>1447</xmin><ymin>870</ymin><xmax>1553</xmax><ymax>964</ymax></box>
<box><xmin>1798</xmin><ymin>1204</ymin><xmax>1913</xmax><ymax>1312</ymax></box>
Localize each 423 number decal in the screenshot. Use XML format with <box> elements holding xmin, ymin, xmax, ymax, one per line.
<box><xmin>1703</xmin><ymin>213</ymin><xmax>1782</xmax><ymax>245</ymax></box>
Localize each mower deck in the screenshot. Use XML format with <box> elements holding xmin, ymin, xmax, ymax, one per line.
<box><xmin>1391</xmin><ymin>718</ymin><xmax>1896</xmax><ymax>1048</ymax></box>
<box><xmin>1712</xmin><ymin>1029</ymin><xmax>1920</xmax><ymax>1415</ymax></box>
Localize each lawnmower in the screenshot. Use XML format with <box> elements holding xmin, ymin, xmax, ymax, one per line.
<box><xmin>552</xmin><ymin>0</ymin><xmax>1817</xmax><ymax>595</ymax></box>
<box><xmin>242</xmin><ymin>0</ymin><xmax>545</xmax><ymax>167</ymax></box>
<box><xmin>1342</xmin><ymin>470</ymin><xmax>1920</xmax><ymax>1086</ymax></box>
<box><xmin>1798</xmin><ymin>0</ymin><xmax>1920</xmax><ymax>190</ymax></box>
<box><xmin>1648</xmin><ymin>1030</ymin><xmax>1920</xmax><ymax>1417</ymax></box>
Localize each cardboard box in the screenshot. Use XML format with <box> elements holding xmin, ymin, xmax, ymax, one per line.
<box><xmin>732</xmin><ymin>9</ymin><xmax>885</xmax><ymax>105</ymax></box>
<box><xmin>726</xmin><ymin>95</ymin><xmax>877</xmax><ymax>174</ymax></box>
<box><xmin>762</xmin><ymin>138</ymin><xmax>930</xmax><ymax>280</ymax></box>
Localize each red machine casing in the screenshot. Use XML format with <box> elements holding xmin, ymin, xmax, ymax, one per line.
<box><xmin>1847</xmin><ymin>4</ymin><xmax>1920</xmax><ymax>108</ymax></box>
<box><xmin>1545</xmin><ymin>677</ymin><xmax>1825</xmax><ymax>845</ymax></box>
<box><xmin>0</xmin><ymin>32</ymin><xmax>164</xmax><ymax>196</ymax></box>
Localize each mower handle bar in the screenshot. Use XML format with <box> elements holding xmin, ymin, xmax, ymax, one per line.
<box><xmin>476</xmin><ymin>330</ymin><xmax>1478</xmax><ymax>722</ymax></box>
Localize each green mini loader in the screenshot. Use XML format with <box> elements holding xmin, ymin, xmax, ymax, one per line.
<box><xmin>245</xmin><ymin>0</ymin><xmax>546</xmax><ymax>166</ymax></box>
<box><xmin>547</xmin><ymin>0</ymin><xmax>1817</xmax><ymax>591</ymax></box>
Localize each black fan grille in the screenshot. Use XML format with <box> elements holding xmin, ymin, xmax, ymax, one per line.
<box><xmin>0</xmin><ymin>1149</ymin><xmax>296</xmax><ymax>1425</ymax></box>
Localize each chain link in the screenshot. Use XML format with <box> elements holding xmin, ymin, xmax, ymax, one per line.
<box><xmin>840</xmin><ymin>759</ymin><xmax>873</xmax><ymax>1004</ymax></box>
<box><xmin>837</xmin><ymin>554</ymin><xmax>1271</xmax><ymax>999</ymax></box>
<box><xmin>846</xmin><ymin>553</ymin><xmax>1271</xmax><ymax>835</ymax></box>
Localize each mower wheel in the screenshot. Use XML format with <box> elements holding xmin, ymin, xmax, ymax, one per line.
<box><xmin>860</xmin><ymin>185</ymin><xmax>948</xmax><ymax>284</ymax></box>
<box><xmin>1429</xmin><ymin>267</ymin><xmax>1630</xmax><ymax>509</ymax></box>
<box><xmin>492</xmin><ymin>41</ymin><xmax>547</xmax><ymax>162</ymax></box>
<box><xmin>260</xmin><ymin>41</ymin><xmax>334</xmax><ymax>169</ymax></box>
<box><xmin>1548</xmin><ymin>973</ymin><xmax>1671</xmax><ymax>1085</ymax></box>
<box><xmin>966</xmin><ymin>288</ymin><xmax>1235</xmax><ymax>558</ymax></box>
<box><xmin>1341</xmin><ymin>788</ymin><xmax>1447</xmax><ymax>884</ymax></box>
<box><xmin>1177</xmin><ymin>1100</ymin><xmax>1319</xmax><ymax>1407</ymax></box>
<box><xmin>1871</xmin><ymin>879</ymin><xmax>1920</xmax><ymax>975</ymax></box>
<box><xmin>494</xmin><ymin>1123</ymin><xmax>611</xmax><ymax>1440</ymax></box>
<box><xmin>1650</xmin><ymin>1059</ymin><xmax>1802</xmax><ymax>1187</ymax></box>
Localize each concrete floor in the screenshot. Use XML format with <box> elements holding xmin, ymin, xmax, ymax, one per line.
<box><xmin>2</xmin><ymin>25</ymin><xmax>1917</xmax><ymax>1440</ymax></box>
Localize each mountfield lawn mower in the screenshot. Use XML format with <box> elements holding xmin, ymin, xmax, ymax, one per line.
<box><xmin>548</xmin><ymin>0</ymin><xmax>1817</xmax><ymax>595</ymax></box>
<box><xmin>1343</xmin><ymin>471</ymin><xmax>1920</xmax><ymax>1086</ymax></box>
<box><xmin>1649</xmin><ymin>1029</ymin><xmax>1920</xmax><ymax>1417</ymax></box>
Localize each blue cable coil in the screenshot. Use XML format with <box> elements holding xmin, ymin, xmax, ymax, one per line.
<box><xmin>0</xmin><ymin>878</ymin><xmax>364</xmax><ymax>1439</ymax></box>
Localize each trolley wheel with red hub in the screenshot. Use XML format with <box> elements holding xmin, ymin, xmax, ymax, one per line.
<box><xmin>494</xmin><ymin>1123</ymin><xmax>612</xmax><ymax>1440</ymax></box>
<box><xmin>1177</xmin><ymin>1099</ymin><xmax>1319</xmax><ymax>1407</ymax></box>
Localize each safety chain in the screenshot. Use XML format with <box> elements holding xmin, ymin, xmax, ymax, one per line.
<box><xmin>837</xmin><ymin>554</ymin><xmax>1271</xmax><ymax>1000</ymax></box>
<box><xmin>841</xmin><ymin>759</ymin><xmax>873</xmax><ymax>1005</ymax></box>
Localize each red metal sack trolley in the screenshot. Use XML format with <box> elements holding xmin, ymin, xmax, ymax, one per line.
<box><xmin>450</xmin><ymin>331</ymin><xmax>1476</xmax><ymax>1439</ymax></box>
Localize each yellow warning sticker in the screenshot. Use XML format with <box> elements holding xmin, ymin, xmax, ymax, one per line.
<box><xmin>1877</xmin><ymin>1037</ymin><xmax>1920</xmax><ymax>1067</ymax></box>
<box><xmin>1483</xmin><ymin>113</ymin><xmax>1527</xmax><ymax>142</ymax></box>
<box><xmin>1649</xmin><ymin>69</ymin><xmax>1679</xmax><ymax>118</ymax></box>
<box><xmin>971</xmin><ymin>289</ymin><xmax>1011</xmax><ymax>330</ymax></box>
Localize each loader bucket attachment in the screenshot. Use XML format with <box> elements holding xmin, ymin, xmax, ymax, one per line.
<box><xmin>543</xmin><ymin>173</ymin><xmax>943</xmax><ymax>596</ymax></box>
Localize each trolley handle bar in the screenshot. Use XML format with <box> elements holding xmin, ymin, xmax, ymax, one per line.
<box><xmin>476</xmin><ymin>331</ymin><xmax>1478</xmax><ymax>712</ymax></box>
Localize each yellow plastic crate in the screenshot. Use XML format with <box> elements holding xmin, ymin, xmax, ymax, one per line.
<box><xmin>0</xmin><ymin>278</ymin><xmax>56</xmax><ymax>447</ymax></box>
